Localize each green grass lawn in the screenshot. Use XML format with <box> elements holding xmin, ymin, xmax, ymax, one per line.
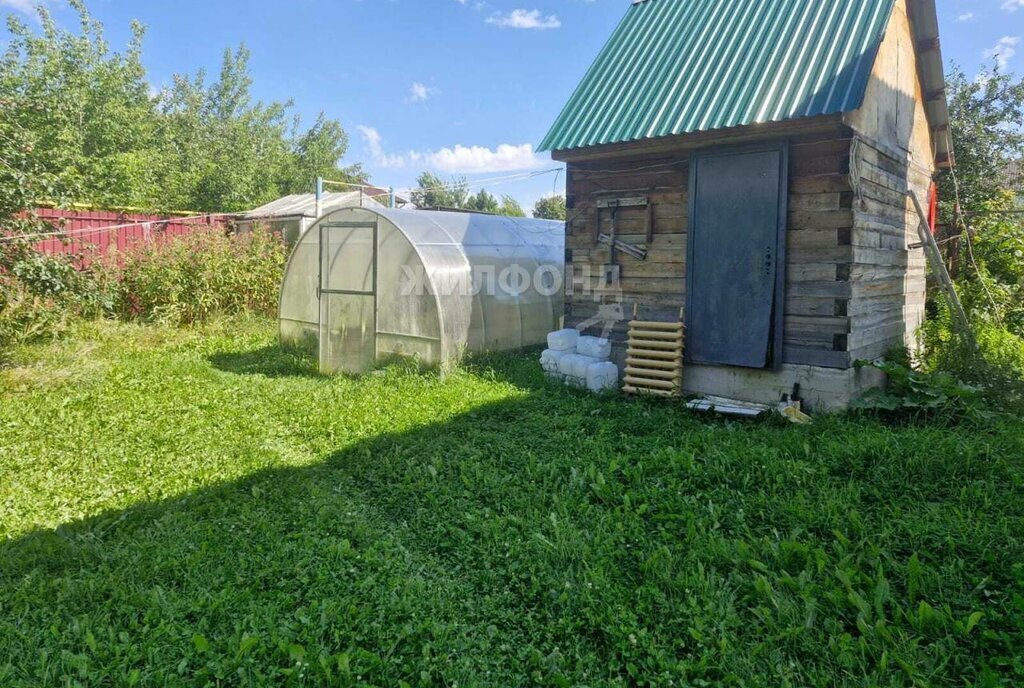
<box><xmin>1</xmin><ymin>318</ymin><xmax>1023</xmax><ymax>687</ymax></box>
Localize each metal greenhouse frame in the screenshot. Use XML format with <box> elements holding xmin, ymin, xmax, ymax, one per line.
<box><xmin>279</xmin><ymin>207</ymin><xmax>565</xmax><ymax>374</ymax></box>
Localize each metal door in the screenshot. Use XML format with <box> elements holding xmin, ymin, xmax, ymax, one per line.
<box><xmin>686</xmin><ymin>145</ymin><xmax>787</xmax><ymax>368</ymax></box>
<box><xmin>318</xmin><ymin>223</ymin><xmax>377</xmax><ymax>374</ymax></box>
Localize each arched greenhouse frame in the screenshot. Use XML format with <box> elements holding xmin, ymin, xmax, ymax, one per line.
<box><xmin>278</xmin><ymin>207</ymin><xmax>565</xmax><ymax>374</ymax></box>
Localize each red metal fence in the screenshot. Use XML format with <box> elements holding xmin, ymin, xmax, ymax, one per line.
<box><xmin>29</xmin><ymin>208</ymin><xmax>232</xmax><ymax>262</ymax></box>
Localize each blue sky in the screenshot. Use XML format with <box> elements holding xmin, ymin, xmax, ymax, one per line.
<box><xmin>2</xmin><ymin>0</ymin><xmax>1022</xmax><ymax>213</ymax></box>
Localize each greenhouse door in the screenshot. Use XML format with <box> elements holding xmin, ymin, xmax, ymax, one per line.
<box><xmin>318</xmin><ymin>223</ymin><xmax>377</xmax><ymax>375</ymax></box>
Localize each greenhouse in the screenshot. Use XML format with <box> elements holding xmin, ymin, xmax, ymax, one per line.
<box><xmin>279</xmin><ymin>206</ymin><xmax>565</xmax><ymax>374</ymax></box>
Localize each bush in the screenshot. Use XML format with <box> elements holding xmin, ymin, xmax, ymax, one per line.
<box><xmin>851</xmin><ymin>358</ymin><xmax>992</xmax><ymax>423</ymax></box>
<box><xmin>110</xmin><ymin>227</ymin><xmax>286</xmax><ymax>325</ymax></box>
<box><xmin>0</xmin><ymin>280</ymin><xmax>73</xmax><ymax>355</ymax></box>
<box><xmin>0</xmin><ymin>236</ymin><xmax>107</xmax><ymax>357</ymax></box>
<box><xmin>1</xmin><ymin>227</ymin><xmax>287</xmax><ymax>360</ymax></box>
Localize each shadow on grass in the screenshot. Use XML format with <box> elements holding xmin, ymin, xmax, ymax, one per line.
<box><xmin>0</xmin><ymin>371</ymin><xmax>1020</xmax><ymax>685</ymax></box>
<box><xmin>208</xmin><ymin>345</ymin><xmax>320</xmax><ymax>378</ymax></box>
<box><xmin>0</xmin><ymin>392</ymin><xmax>620</xmax><ymax>684</ymax></box>
<box><xmin>208</xmin><ymin>340</ymin><xmax>557</xmax><ymax>392</ymax></box>
<box><xmin>458</xmin><ymin>345</ymin><xmax>551</xmax><ymax>391</ymax></box>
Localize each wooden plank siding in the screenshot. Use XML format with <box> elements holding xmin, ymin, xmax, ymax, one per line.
<box><xmin>563</xmin><ymin>127</ymin><xmax>859</xmax><ymax>369</ymax></box>
<box><xmin>561</xmin><ymin>0</ymin><xmax>936</xmax><ymax>377</ymax></box>
<box><xmin>842</xmin><ymin>0</ymin><xmax>934</xmax><ymax>363</ymax></box>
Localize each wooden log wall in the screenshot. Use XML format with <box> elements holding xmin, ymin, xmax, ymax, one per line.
<box><xmin>846</xmin><ymin>136</ymin><xmax>929</xmax><ymax>362</ymax></box>
<box><xmin>564</xmin><ymin>127</ymin><xmax>864</xmax><ymax>370</ymax></box>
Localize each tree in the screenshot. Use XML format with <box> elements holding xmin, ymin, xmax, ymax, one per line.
<box><xmin>0</xmin><ymin>2</ymin><xmax>159</xmax><ymax>210</ymax></box>
<box><xmin>0</xmin><ymin>0</ymin><xmax>364</xmax><ymax>215</ymax></box>
<box><xmin>533</xmin><ymin>195</ymin><xmax>567</xmax><ymax>220</ymax></box>
<box><xmin>410</xmin><ymin>172</ymin><xmax>469</xmax><ymax>209</ymax></box>
<box><xmin>409</xmin><ymin>177</ymin><xmax>527</xmax><ymax>216</ymax></box>
<box><xmin>285</xmin><ymin>114</ymin><xmax>364</xmax><ymax>195</ymax></box>
<box><xmin>156</xmin><ymin>46</ymin><xmax>366</xmax><ymax>212</ymax></box>
<box><xmin>938</xmin><ymin>65</ymin><xmax>1024</xmax><ymax>222</ymax></box>
<box><xmin>498</xmin><ymin>195</ymin><xmax>525</xmax><ymax>217</ymax></box>
<box><xmin>466</xmin><ymin>189</ymin><xmax>499</xmax><ymax>214</ymax></box>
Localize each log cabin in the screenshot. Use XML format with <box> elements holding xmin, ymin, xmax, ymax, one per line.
<box><xmin>539</xmin><ymin>0</ymin><xmax>952</xmax><ymax>410</ymax></box>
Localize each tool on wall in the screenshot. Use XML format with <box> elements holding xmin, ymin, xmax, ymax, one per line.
<box><xmin>595</xmin><ymin>196</ymin><xmax>650</xmax><ymax>262</ymax></box>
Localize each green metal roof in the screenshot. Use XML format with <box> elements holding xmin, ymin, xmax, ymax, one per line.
<box><xmin>540</xmin><ymin>0</ymin><xmax>897</xmax><ymax>153</ymax></box>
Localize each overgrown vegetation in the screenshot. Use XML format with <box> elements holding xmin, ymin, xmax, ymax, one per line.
<box><xmin>1</xmin><ymin>320</ymin><xmax>1022</xmax><ymax>685</ymax></box>
<box><xmin>0</xmin><ymin>238</ymin><xmax>108</xmax><ymax>354</ymax></box>
<box><xmin>113</xmin><ymin>228</ymin><xmax>286</xmax><ymax>325</ymax></box>
<box><xmin>867</xmin><ymin>64</ymin><xmax>1024</xmax><ymax>416</ymax></box>
<box><xmin>0</xmin><ymin>228</ymin><xmax>285</xmax><ymax>357</ymax></box>
<box><xmin>851</xmin><ymin>358</ymin><xmax>991</xmax><ymax>423</ymax></box>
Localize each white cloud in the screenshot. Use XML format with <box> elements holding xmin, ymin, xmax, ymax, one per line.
<box><xmin>1002</xmin><ymin>0</ymin><xmax>1024</xmax><ymax>12</ymax></box>
<box><xmin>357</xmin><ymin>126</ymin><xmax>418</xmax><ymax>169</ymax></box>
<box><xmin>407</xmin><ymin>82</ymin><xmax>437</xmax><ymax>103</ymax></box>
<box><xmin>486</xmin><ymin>9</ymin><xmax>560</xmax><ymax>30</ymax></box>
<box><xmin>426</xmin><ymin>143</ymin><xmax>544</xmax><ymax>173</ymax></box>
<box><xmin>983</xmin><ymin>36</ymin><xmax>1019</xmax><ymax>70</ymax></box>
<box><xmin>0</xmin><ymin>0</ymin><xmax>43</xmax><ymax>14</ymax></box>
<box><xmin>957</xmin><ymin>12</ymin><xmax>975</xmax><ymax>22</ymax></box>
<box><xmin>357</xmin><ymin>127</ymin><xmax>544</xmax><ymax>173</ymax></box>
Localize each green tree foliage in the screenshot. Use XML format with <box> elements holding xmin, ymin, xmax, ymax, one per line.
<box><xmin>936</xmin><ymin>63</ymin><xmax>1024</xmax><ymax>331</ymax></box>
<box><xmin>498</xmin><ymin>195</ymin><xmax>525</xmax><ymax>217</ymax></box>
<box><xmin>0</xmin><ymin>0</ymin><xmax>363</xmax><ymax>216</ymax></box>
<box><xmin>289</xmin><ymin>115</ymin><xmax>360</xmax><ymax>195</ymax></box>
<box><xmin>0</xmin><ymin>2</ymin><xmax>155</xmax><ymax>212</ymax></box>
<box><xmin>466</xmin><ymin>189</ymin><xmax>499</xmax><ymax>214</ymax></box>
<box><xmin>912</xmin><ymin>63</ymin><xmax>1024</xmax><ymax>409</ymax></box>
<box><xmin>532</xmin><ymin>195</ymin><xmax>567</xmax><ymax>220</ymax></box>
<box><xmin>938</xmin><ymin>65</ymin><xmax>1024</xmax><ymax>221</ymax></box>
<box><xmin>409</xmin><ymin>172</ymin><xmax>470</xmax><ymax>210</ymax></box>
<box><xmin>410</xmin><ymin>175</ymin><xmax>526</xmax><ymax>216</ymax></box>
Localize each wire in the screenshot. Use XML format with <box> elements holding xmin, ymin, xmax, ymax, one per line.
<box><xmin>3</xmin><ymin>169</ymin><xmax>564</xmax><ymax>243</ymax></box>
<box><xmin>0</xmin><ymin>211</ymin><xmax>233</xmax><ymax>243</ymax></box>
<box><xmin>570</xmin><ymin>160</ymin><xmax>683</xmax><ymax>176</ymax></box>
<box><xmin>397</xmin><ymin>168</ymin><xmax>562</xmax><ymax>197</ymax></box>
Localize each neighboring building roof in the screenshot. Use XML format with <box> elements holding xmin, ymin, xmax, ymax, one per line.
<box><xmin>540</xmin><ymin>0</ymin><xmax>909</xmax><ymax>153</ymax></box>
<box><xmin>241</xmin><ymin>191</ymin><xmax>386</xmax><ymax>220</ymax></box>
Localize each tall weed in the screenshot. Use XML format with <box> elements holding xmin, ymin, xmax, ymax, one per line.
<box><xmin>0</xmin><ymin>237</ymin><xmax>106</xmax><ymax>357</ymax></box>
<box><xmin>111</xmin><ymin>227</ymin><xmax>286</xmax><ymax>325</ymax></box>
<box><xmin>1</xmin><ymin>227</ymin><xmax>287</xmax><ymax>359</ymax></box>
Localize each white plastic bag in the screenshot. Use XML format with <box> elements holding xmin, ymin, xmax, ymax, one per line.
<box><xmin>586</xmin><ymin>361</ymin><xmax>619</xmax><ymax>392</ymax></box>
<box><xmin>577</xmin><ymin>336</ymin><xmax>612</xmax><ymax>360</ymax></box>
<box><xmin>547</xmin><ymin>328</ymin><xmax>580</xmax><ymax>352</ymax></box>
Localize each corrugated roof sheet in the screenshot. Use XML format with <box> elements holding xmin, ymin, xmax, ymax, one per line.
<box><xmin>540</xmin><ymin>0</ymin><xmax>897</xmax><ymax>152</ymax></box>
<box><xmin>241</xmin><ymin>191</ymin><xmax>384</xmax><ymax>220</ymax></box>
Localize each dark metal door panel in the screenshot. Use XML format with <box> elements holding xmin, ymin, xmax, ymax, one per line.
<box><xmin>686</xmin><ymin>146</ymin><xmax>787</xmax><ymax>368</ymax></box>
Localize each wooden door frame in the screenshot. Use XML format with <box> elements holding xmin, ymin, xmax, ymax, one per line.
<box><xmin>685</xmin><ymin>141</ymin><xmax>789</xmax><ymax>370</ymax></box>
